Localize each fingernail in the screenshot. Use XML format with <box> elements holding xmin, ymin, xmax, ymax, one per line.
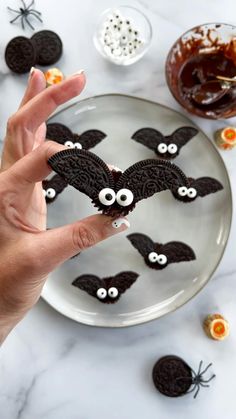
<box><xmin>72</xmin><ymin>69</ymin><xmax>85</xmax><ymax>77</ymax></box>
<box><xmin>112</xmin><ymin>218</ymin><xmax>130</xmax><ymax>229</ymax></box>
<box><xmin>29</xmin><ymin>66</ymin><xmax>35</xmax><ymax>79</ymax></box>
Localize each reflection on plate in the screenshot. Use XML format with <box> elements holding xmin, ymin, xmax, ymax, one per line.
<box><xmin>41</xmin><ymin>94</ymin><xmax>232</xmax><ymax>327</ymax></box>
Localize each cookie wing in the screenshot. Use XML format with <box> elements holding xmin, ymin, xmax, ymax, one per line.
<box><xmin>48</xmin><ymin>149</ymin><xmax>115</xmax><ymax>200</ymax></box>
<box><xmin>46</xmin><ymin>122</ymin><xmax>74</xmax><ymax>144</ymax></box>
<box><xmin>76</xmin><ymin>130</ymin><xmax>107</xmax><ymax>150</ymax></box>
<box><xmin>43</xmin><ymin>174</ymin><xmax>68</xmax><ymax>193</ymax></box>
<box><xmin>131</xmin><ymin>128</ymin><xmax>164</xmax><ymax>151</ymax></box>
<box><xmin>110</xmin><ymin>271</ymin><xmax>139</xmax><ymax>294</ymax></box>
<box><xmin>127</xmin><ymin>233</ymin><xmax>155</xmax><ymax>256</ymax></box>
<box><xmin>72</xmin><ymin>274</ymin><xmax>102</xmax><ymax>297</ymax></box>
<box><xmin>161</xmin><ymin>241</ymin><xmax>196</xmax><ymax>263</ymax></box>
<box><xmin>193</xmin><ymin>177</ymin><xmax>223</xmax><ymax>197</ymax></box>
<box><xmin>116</xmin><ymin>159</ymin><xmax>187</xmax><ymax>203</ymax></box>
<box><xmin>169</xmin><ymin>126</ymin><xmax>198</xmax><ymax>148</ymax></box>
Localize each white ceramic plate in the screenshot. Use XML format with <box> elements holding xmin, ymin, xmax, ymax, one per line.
<box><xmin>41</xmin><ymin>94</ymin><xmax>232</xmax><ymax>327</ymax></box>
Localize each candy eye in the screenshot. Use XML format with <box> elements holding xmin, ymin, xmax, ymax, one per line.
<box><xmin>98</xmin><ymin>188</ymin><xmax>116</xmax><ymax>206</ymax></box>
<box><xmin>157</xmin><ymin>254</ymin><xmax>167</xmax><ymax>265</ymax></box>
<box><xmin>46</xmin><ymin>188</ymin><xmax>56</xmax><ymax>199</ymax></box>
<box><xmin>64</xmin><ymin>140</ymin><xmax>74</xmax><ymax>148</ymax></box>
<box><xmin>74</xmin><ymin>142</ymin><xmax>82</xmax><ymax>149</ymax></box>
<box><xmin>168</xmin><ymin>143</ymin><xmax>178</xmax><ymax>154</ymax></box>
<box><xmin>157</xmin><ymin>143</ymin><xmax>168</xmax><ymax>154</ymax></box>
<box><xmin>96</xmin><ymin>288</ymin><xmax>107</xmax><ymax>300</ymax></box>
<box><xmin>187</xmin><ymin>187</ymin><xmax>197</xmax><ymax>198</ymax></box>
<box><xmin>108</xmin><ymin>287</ymin><xmax>119</xmax><ymax>298</ymax></box>
<box><xmin>148</xmin><ymin>252</ymin><xmax>159</xmax><ymax>263</ymax></box>
<box><xmin>178</xmin><ymin>186</ymin><xmax>188</xmax><ymax>197</ymax></box>
<box><xmin>116</xmin><ymin>189</ymin><xmax>134</xmax><ymax>207</ymax></box>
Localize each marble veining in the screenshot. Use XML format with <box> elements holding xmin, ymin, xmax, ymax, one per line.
<box><xmin>0</xmin><ymin>0</ymin><xmax>236</xmax><ymax>418</ymax></box>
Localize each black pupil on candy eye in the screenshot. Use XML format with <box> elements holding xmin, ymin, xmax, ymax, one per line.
<box><xmin>105</xmin><ymin>193</ymin><xmax>113</xmax><ymax>201</ymax></box>
<box><xmin>120</xmin><ymin>194</ymin><xmax>127</xmax><ymax>202</ymax></box>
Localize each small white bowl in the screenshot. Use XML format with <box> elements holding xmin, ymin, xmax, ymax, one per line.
<box><xmin>93</xmin><ymin>5</ymin><xmax>152</xmax><ymax>66</ymax></box>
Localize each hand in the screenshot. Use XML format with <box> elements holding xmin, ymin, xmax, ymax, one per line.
<box><xmin>0</xmin><ymin>69</ymin><xmax>129</xmax><ymax>343</ymax></box>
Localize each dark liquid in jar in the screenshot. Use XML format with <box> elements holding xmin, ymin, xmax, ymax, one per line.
<box><xmin>178</xmin><ymin>53</ymin><xmax>236</xmax><ymax>116</ymax></box>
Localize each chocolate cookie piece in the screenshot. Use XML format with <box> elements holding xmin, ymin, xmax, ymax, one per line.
<box><xmin>48</xmin><ymin>149</ymin><xmax>188</xmax><ymax>217</ymax></box>
<box><xmin>152</xmin><ymin>355</ymin><xmax>192</xmax><ymax>397</ymax></box>
<box><xmin>172</xmin><ymin>176</ymin><xmax>223</xmax><ymax>203</ymax></box>
<box><xmin>72</xmin><ymin>271</ymin><xmax>139</xmax><ymax>304</ymax></box>
<box><xmin>42</xmin><ymin>174</ymin><xmax>68</xmax><ymax>203</ymax></box>
<box><xmin>131</xmin><ymin>126</ymin><xmax>198</xmax><ymax>160</ymax></box>
<box><xmin>31</xmin><ymin>30</ymin><xmax>62</xmax><ymax>65</ymax></box>
<box><xmin>5</xmin><ymin>36</ymin><xmax>37</xmax><ymax>73</ymax></box>
<box><xmin>72</xmin><ymin>129</ymin><xmax>107</xmax><ymax>150</ymax></box>
<box><xmin>127</xmin><ymin>233</ymin><xmax>195</xmax><ymax>270</ymax></box>
<box><xmin>46</xmin><ymin>122</ymin><xmax>74</xmax><ymax>145</ymax></box>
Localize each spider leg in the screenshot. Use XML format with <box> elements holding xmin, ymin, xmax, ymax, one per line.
<box><xmin>194</xmin><ymin>385</ymin><xmax>200</xmax><ymax>399</ymax></box>
<box><xmin>21</xmin><ymin>15</ymin><xmax>25</xmax><ymax>30</ymax></box>
<box><xmin>9</xmin><ymin>15</ymin><xmax>21</xmax><ymax>23</ymax></box>
<box><xmin>26</xmin><ymin>0</ymin><xmax>35</xmax><ymax>11</ymax></box>
<box><xmin>7</xmin><ymin>7</ymin><xmax>21</xmax><ymax>13</ymax></box>
<box><xmin>187</xmin><ymin>383</ymin><xmax>197</xmax><ymax>394</ymax></box>
<box><xmin>197</xmin><ymin>360</ymin><xmax>203</xmax><ymax>375</ymax></box>
<box><xmin>200</xmin><ymin>362</ymin><xmax>212</xmax><ymax>376</ymax></box>
<box><xmin>21</xmin><ymin>0</ymin><xmax>27</xmax><ymax>10</ymax></box>
<box><xmin>28</xmin><ymin>11</ymin><xmax>43</xmax><ymax>22</ymax></box>
<box><xmin>199</xmin><ymin>383</ymin><xmax>210</xmax><ymax>388</ymax></box>
<box><xmin>200</xmin><ymin>374</ymin><xmax>216</xmax><ymax>383</ymax></box>
<box><xmin>29</xmin><ymin>10</ymin><xmax>42</xmax><ymax>15</ymax></box>
<box><xmin>25</xmin><ymin>15</ymin><xmax>35</xmax><ymax>30</ymax></box>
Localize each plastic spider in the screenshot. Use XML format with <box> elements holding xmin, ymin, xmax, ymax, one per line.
<box><xmin>8</xmin><ymin>0</ymin><xmax>42</xmax><ymax>30</ymax></box>
<box><xmin>177</xmin><ymin>361</ymin><xmax>216</xmax><ymax>398</ymax></box>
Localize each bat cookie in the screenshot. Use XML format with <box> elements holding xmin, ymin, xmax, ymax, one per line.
<box><xmin>48</xmin><ymin>149</ymin><xmax>188</xmax><ymax>216</ymax></box>
<box><xmin>172</xmin><ymin>176</ymin><xmax>223</xmax><ymax>203</ymax></box>
<box><xmin>46</xmin><ymin>122</ymin><xmax>106</xmax><ymax>149</ymax></box>
<box><xmin>127</xmin><ymin>233</ymin><xmax>195</xmax><ymax>270</ymax></box>
<box><xmin>131</xmin><ymin>126</ymin><xmax>198</xmax><ymax>159</ymax></box>
<box><xmin>72</xmin><ymin>271</ymin><xmax>139</xmax><ymax>304</ymax></box>
<box><xmin>42</xmin><ymin>174</ymin><xmax>68</xmax><ymax>203</ymax></box>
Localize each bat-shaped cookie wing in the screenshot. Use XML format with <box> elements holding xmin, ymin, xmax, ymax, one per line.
<box><xmin>72</xmin><ymin>274</ymin><xmax>102</xmax><ymax>298</ymax></box>
<box><xmin>48</xmin><ymin>149</ymin><xmax>115</xmax><ymax>201</ymax></box>
<box><xmin>161</xmin><ymin>241</ymin><xmax>196</xmax><ymax>263</ymax></box>
<box><xmin>116</xmin><ymin>159</ymin><xmax>187</xmax><ymax>203</ymax></box>
<box><xmin>169</xmin><ymin>126</ymin><xmax>198</xmax><ymax>147</ymax></box>
<box><xmin>74</xmin><ymin>130</ymin><xmax>107</xmax><ymax>150</ymax></box>
<box><xmin>110</xmin><ymin>271</ymin><xmax>139</xmax><ymax>293</ymax></box>
<box><xmin>127</xmin><ymin>233</ymin><xmax>155</xmax><ymax>256</ymax></box>
<box><xmin>193</xmin><ymin>177</ymin><xmax>223</xmax><ymax>197</ymax></box>
<box><xmin>46</xmin><ymin>122</ymin><xmax>74</xmax><ymax>144</ymax></box>
<box><xmin>131</xmin><ymin>128</ymin><xmax>164</xmax><ymax>151</ymax></box>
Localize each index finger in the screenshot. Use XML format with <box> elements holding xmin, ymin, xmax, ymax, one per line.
<box><xmin>11</xmin><ymin>71</ymin><xmax>86</xmax><ymax>134</ymax></box>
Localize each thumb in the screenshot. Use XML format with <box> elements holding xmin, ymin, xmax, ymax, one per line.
<box><xmin>29</xmin><ymin>214</ymin><xmax>130</xmax><ymax>274</ymax></box>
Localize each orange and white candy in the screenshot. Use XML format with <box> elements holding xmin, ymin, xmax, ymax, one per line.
<box><xmin>214</xmin><ymin>127</ymin><xmax>236</xmax><ymax>150</ymax></box>
<box><xmin>44</xmin><ymin>68</ymin><xmax>64</xmax><ymax>87</ymax></box>
<box><xmin>203</xmin><ymin>314</ymin><xmax>229</xmax><ymax>341</ymax></box>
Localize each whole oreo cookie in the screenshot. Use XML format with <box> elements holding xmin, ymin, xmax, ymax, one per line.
<box><xmin>152</xmin><ymin>355</ymin><xmax>192</xmax><ymax>397</ymax></box>
<box><xmin>46</xmin><ymin>123</ymin><xmax>74</xmax><ymax>144</ymax></box>
<box><xmin>31</xmin><ymin>30</ymin><xmax>63</xmax><ymax>65</ymax></box>
<box><xmin>5</xmin><ymin>36</ymin><xmax>37</xmax><ymax>74</ymax></box>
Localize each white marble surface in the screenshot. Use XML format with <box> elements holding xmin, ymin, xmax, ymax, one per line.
<box><xmin>0</xmin><ymin>0</ymin><xmax>236</xmax><ymax>418</ymax></box>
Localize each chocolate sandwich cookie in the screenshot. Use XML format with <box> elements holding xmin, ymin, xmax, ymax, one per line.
<box><xmin>48</xmin><ymin>149</ymin><xmax>189</xmax><ymax>217</ymax></box>
<box><xmin>72</xmin><ymin>271</ymin><xmax>138</xmax><ymax>304</ymax></box>
<box><xmin>31</xmin><ymin>30</ymin><xmax>62</xmax><ymax>65</ymax></box>
<box><xmin>46</xmin><ymin>122</ymin><xmax>74</xmax><ymax>145</ymax></box>
<box><xmin>42</xmin><ymin>174</ymin><xmax>68</xmax><ymax>203</ymax></box>
<box><xmin>152</xmin><ymin>356</ymin><xmax>215</xmax><ymax>398</ymax></box>
<box><xmin>152</xmin><ymin>356</ymin><xmax>192</xmax><ymax>397</ymax></box>
<box><xmin>127</xmin><ymin>233</ymin><xmax>195</xmax><ymax>270</ymax></box>
<box><xmin>131</xmin><ymin>126</ymin><xmax>198</xmax><ymax>160</ymax></box>
<box><xmin>5</xmin><ymin>36</ymin><xmax>37</xmax><ymax>73</ymax></box>
<box><xmin>172</xmin><ymin>176</ymin><xmax>223</xmax><ymax>203</ymax></box>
